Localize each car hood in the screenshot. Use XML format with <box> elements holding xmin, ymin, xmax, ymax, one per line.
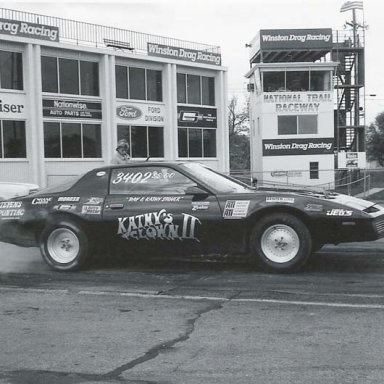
<box><xmin>328</xmin><ymin>193</ymin><xmax>375</xmax><ymax>211</ymax></box>
<box><xmin>258</xmin><ymin>185</ymin><xmax>375</xmax><ymax>211</ymax></box>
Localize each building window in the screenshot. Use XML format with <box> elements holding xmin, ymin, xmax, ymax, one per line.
<box><xmin>117</xmin><ymin>125</ymin><xmax>164</xmax><ymax>158</ymax></box>
<box><xmin>263</xmin><ymin>70</ymin><xmax>331</xmax><ymax>92</ymax></box>
<box><xmin>310</xmin><ymin>162</ymin><xmax>319</xmax><ymax>179</ymax></box>
<box><xmin>177</xmin><ymin>73</ymin><xmax>215</xmax><ymax>106</ymax></box>
<box><xmin>41</xmin><ymin>56</ymin><xmax>99</xmax><ymax>96</ymax></box>
<box><xmin>310</xmin><ymin>71</ymin><xmax>331</xmax><ymax>91</ymax></box>
<box><xmin>0</xmin><ymin>120</ymin><xmax>26</xmax><ymax>158</ymax></box>
<box><xmin>0</xmin><ymin>50</ymin><xmax>23</xmax><ymax>90</ymax></box>
<box><xmin>263</xmin><ymin>71</ymin><xmax>285</xmax><ymax>92</ymax></box>
<box><xmin>178</xmin><ymin>128</ymin><xmax>216</xmax><ymax>157</ymax></box>
<box><xmin>278</xmin><ymin>115</ymin><xmax>317</xmax><ymax>135</ymax></box>
<box><xmin>115</xmin><ymin>66</ymin><xmax>162</xmax><ymax>101</ymax></box>
<box><xmin>43</xmin><ymin>122</ymin><xmax>101</xmax><ymax>158</ymax></box>
<box><xmin>286</xmin><ymin>71</ymin><xmax>309</xmax><ymax>92</ymax></box>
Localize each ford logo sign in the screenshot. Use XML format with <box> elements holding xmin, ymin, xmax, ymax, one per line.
<box><xmin>116</xmin><ymin>105</ymin><xmax>142</xmax><ymax>120</ymax></box>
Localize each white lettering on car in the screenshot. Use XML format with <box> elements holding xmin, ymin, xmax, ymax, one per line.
<box><xmin>117</xmin><ymin>209</ymin><xmax>200</xmax><ymax>241</ymax></box>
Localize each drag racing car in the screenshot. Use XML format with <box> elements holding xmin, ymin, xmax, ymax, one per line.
<box><xmin>0</xmin><ymin>161</ymin><xmax>383</xmax><ymax>272</ymax></box>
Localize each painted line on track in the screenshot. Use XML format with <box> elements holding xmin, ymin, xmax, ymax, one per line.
<box><xmin>1</xmin><ymin>286</ymin><xmax>384</xmax><ymax>310</ymax></box>
<box><xmin>78</xmin><ymin>290</ymin><xmax>384</xmax><ymax>310</ymax></box>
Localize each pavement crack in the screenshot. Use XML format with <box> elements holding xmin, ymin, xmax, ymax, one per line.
<box><xmin>102</xmin><ymin>300</ymin><xmax>224</xmax><ymax>380</ymax></box>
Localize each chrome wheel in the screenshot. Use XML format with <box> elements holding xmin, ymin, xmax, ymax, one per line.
<box><xmin>46</xmin><ymin>228</ymin><xmax>80</xmax><ymax>264</ymax></box>
<box><xmin>260</xmin><ymin>224</ymin><xmax>300</xmax><ymax>264</ymax></box>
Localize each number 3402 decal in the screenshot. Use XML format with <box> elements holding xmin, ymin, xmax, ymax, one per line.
<box><xmin>112</xmin><ymin>171</ymin><xmax>176</xmax><ymax>184</ymax></box>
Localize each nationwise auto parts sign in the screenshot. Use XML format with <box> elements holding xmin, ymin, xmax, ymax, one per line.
<box><xmin>263</xmin><ymin>138</ymin><xmax>334</xmax><ymax>156</ymax></box>
<box><xmin>259</xmin><ymin>28</ymin><xmax>333</xmax><ymax>50</ymax></box>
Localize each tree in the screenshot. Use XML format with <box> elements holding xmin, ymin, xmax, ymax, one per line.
<box><xmin>366</xmin><ymin>112</ymin><xmax>384</xmax><ymax>166</ymax></box>
<box><xmin>228</xmin><ymin>96</ymin><xmax>250</xmax><ymax>170</ymax></box>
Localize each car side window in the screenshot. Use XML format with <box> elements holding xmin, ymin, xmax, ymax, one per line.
<box><xmin>109</xmin><ymin>166</ymin><xmax>197</xmax><ymax>195</ymax></box>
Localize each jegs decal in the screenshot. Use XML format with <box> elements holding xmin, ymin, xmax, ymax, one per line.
<box><xmin>326</xmin><ymin>209</ymin><xmax>353</xmax><ymax>217</ymax></box>
<box><xmin>223</xmin><ymin>200</ymin><xmax>250</xmax><ymax>219</ymax></box>
<box><xmin>117</xmin><ymin>209</ymin><xmax>201</xmax><ymax>241</ymax></box>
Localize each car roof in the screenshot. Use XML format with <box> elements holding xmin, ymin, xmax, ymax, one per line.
<box><xmin>92</xmin><ymin>161</ymin><xmax>190</xmax><ymax>172</ymax></box>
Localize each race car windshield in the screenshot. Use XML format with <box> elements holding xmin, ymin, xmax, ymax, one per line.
<box><xmin>181</xmin><ymin>163</ymin><xmax>252</xmax><ymax>193</ymax></box>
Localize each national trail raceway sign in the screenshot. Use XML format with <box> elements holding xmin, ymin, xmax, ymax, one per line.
<box><xmin>177</xmin><ymin>106</ymin><xmax>217</xmax><ymax>128</ymax></box>
<box><xmin>262</xmin><ymin>137</ymin><xmax>334</xmax><ymax>156</ymax></box>
<box><xmin>147</xmin><ymin>43</ymin><xmax>222</xmax><ymax>66</ymax></box>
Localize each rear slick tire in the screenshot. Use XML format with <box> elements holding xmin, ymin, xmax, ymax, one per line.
<box><xmin>39</xmin><ymin>219</ymin><xmax>91</xmax><ymax>272</ymax></box>
<box><xmin>250</xmin><ymin>213</ymin><xmax>311</xmax><ymax>273</ymax></box>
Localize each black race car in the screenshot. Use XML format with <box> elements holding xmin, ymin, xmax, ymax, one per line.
<box><xmin>1</xmin><ymin>162</ymin><xmax>383</xmax><ymax>272</ymax></box>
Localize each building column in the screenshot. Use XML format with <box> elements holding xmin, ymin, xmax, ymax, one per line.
<box><xmin>27</xmin><ymin>43</ymin><xmax>46</xmax><ymax>187</ymax></box>
<box><xmin>163</xmin><ymin>63</ymin><xmax>177</xmax><ymax>160</ymax></box>
<box><xmin>100</xmin><ymin>54</ymin><xmax>115</xmax><ymax>164</ymax></box>
<box><xmin>217</xmin><ymin>70</ymin><xmax>229</xmax><ymax>173</ymax></box>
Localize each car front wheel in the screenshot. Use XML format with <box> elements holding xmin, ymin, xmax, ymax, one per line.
<box><xmin>39</xmin><ymin>219</ymin><xmax>91</xmax><ymax>271</ymax></box>
<box><xmin>250</xmin><ymin>213</ymin><xmax>311</xmax><ymax>272</ymax></box>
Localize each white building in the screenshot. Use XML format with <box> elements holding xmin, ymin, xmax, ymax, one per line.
<box><xmin>0</xmin><ymin>8</ymin><xmax>228</xmax><ymax>188</ymax></box>
<box><xmin>246</xmin><ymin>28</ymin><xmax>339</xmax><ymax>187</ymax></box>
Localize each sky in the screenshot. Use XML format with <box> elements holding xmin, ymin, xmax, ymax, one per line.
<box><xmin>1</xmin><ymin>0</ymin><xmax>383</xmax><ymax>124</ymax></box>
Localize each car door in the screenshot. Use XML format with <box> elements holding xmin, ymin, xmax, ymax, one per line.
<box><xmin>102</xmin><ymin>164</ymin><xmax>223</xmax><ymax>254</ymax></box>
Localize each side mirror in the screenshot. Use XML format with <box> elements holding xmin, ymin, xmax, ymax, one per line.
<box><xmin>185</xmin><ymin>185</ymin><xmax>209</xmax><ymax>198</ymax></box>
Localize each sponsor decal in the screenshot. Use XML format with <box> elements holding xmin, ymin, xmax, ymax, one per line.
<box><xmin>85</xmin><ymin>197</ymin><xmax>104</xmax><ymax>205</ymax></box>
<box><xmin>177</xmin><ymin>106</ymin><xmax>217</xmax><ymax>128</ymax></box>
<box><xmin>0</xmin><ymin>18</ymin><xmax>59</xmax><ymax>41</ymax></box>
<box><xmin>0</xmin><ymin>208</ymin><xmax>24</xmax><ymax>218</ymax></box>
<box><xmin>96</xmin><ymin>171</ymin><xmax>106</xmax><ymax>177</ymax></box>
<box><xmin>147</xmin><ymin>42</ymin><xmax>221</xmax><ymax>66</ymax></box>
<box><xmin>223</xmin><ymin>200</ymin><xmax>250</xmax><ymax>219</ymax></box>
<box><xmin>53</xmin><ymin>204</ymin><xmax>77</xmax><ymax>211</ymax></box>
<box><xmin>0</xmin><ymin>201</ymin><xmax>22</xmax><ymax>209</ymax></box>
<box><xmin>58</xmin><ymin>197</ymin><xmax>80</xmax><ymax>202</ymax></box>
<box><xmin>116</xmin><ymin>103</ymin><xmax>166</xmax><ymax>125</ymax></box>
<box><xmin>326</xmin><ymin>209</ymin><xmax>353</xmax><ymax>217</ymax></box>
<box><xmin>0</xmin><ymin>201</ymin><xmax>25</xmax><ymax>218</ymax></box>
<box><xmin>116</xmin><ymin>105</ymin><xmax>142</xmax><ymax>120</ymax></box>
<box><xmin>192</xmin><ymin>202</ymin><xmax>210</xmax><ymax>211</ymax></box>
<box><xmin>42</xmin><ymin>99</ymin><xmax>102</xmax><ymax>119</ymax></box>
<box><xmin>127</xmin><ymin>196</ymin><xmax>182</xmax><ymax>203</ymax></box>
<box><xmin>82</xmin><ymin>205</ymin><xmax>102</xmax><ymax>215</ymax></box>
<box><xmin>263</xmin><ymin>138</ymin><xmax>334</xmax><ymax>156</ymax></box>
<box><xmin>32</xmin><ymin>197</ymin><xmax>52</xmax><ymax>205</ymax></box>
<box><xmin>304</xmin><ymin>203</ymin><xmax>323</xmax><ymax>212</ymax></box>
<box><xmin>117</xmin><ymin>209</ymin><xmax>200</xmax><ymax>241</ymax></box>
<box><xmin>266</xmin><ymin>197</ymin><xmax>295</xmax><ymax>204</ymax></box>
